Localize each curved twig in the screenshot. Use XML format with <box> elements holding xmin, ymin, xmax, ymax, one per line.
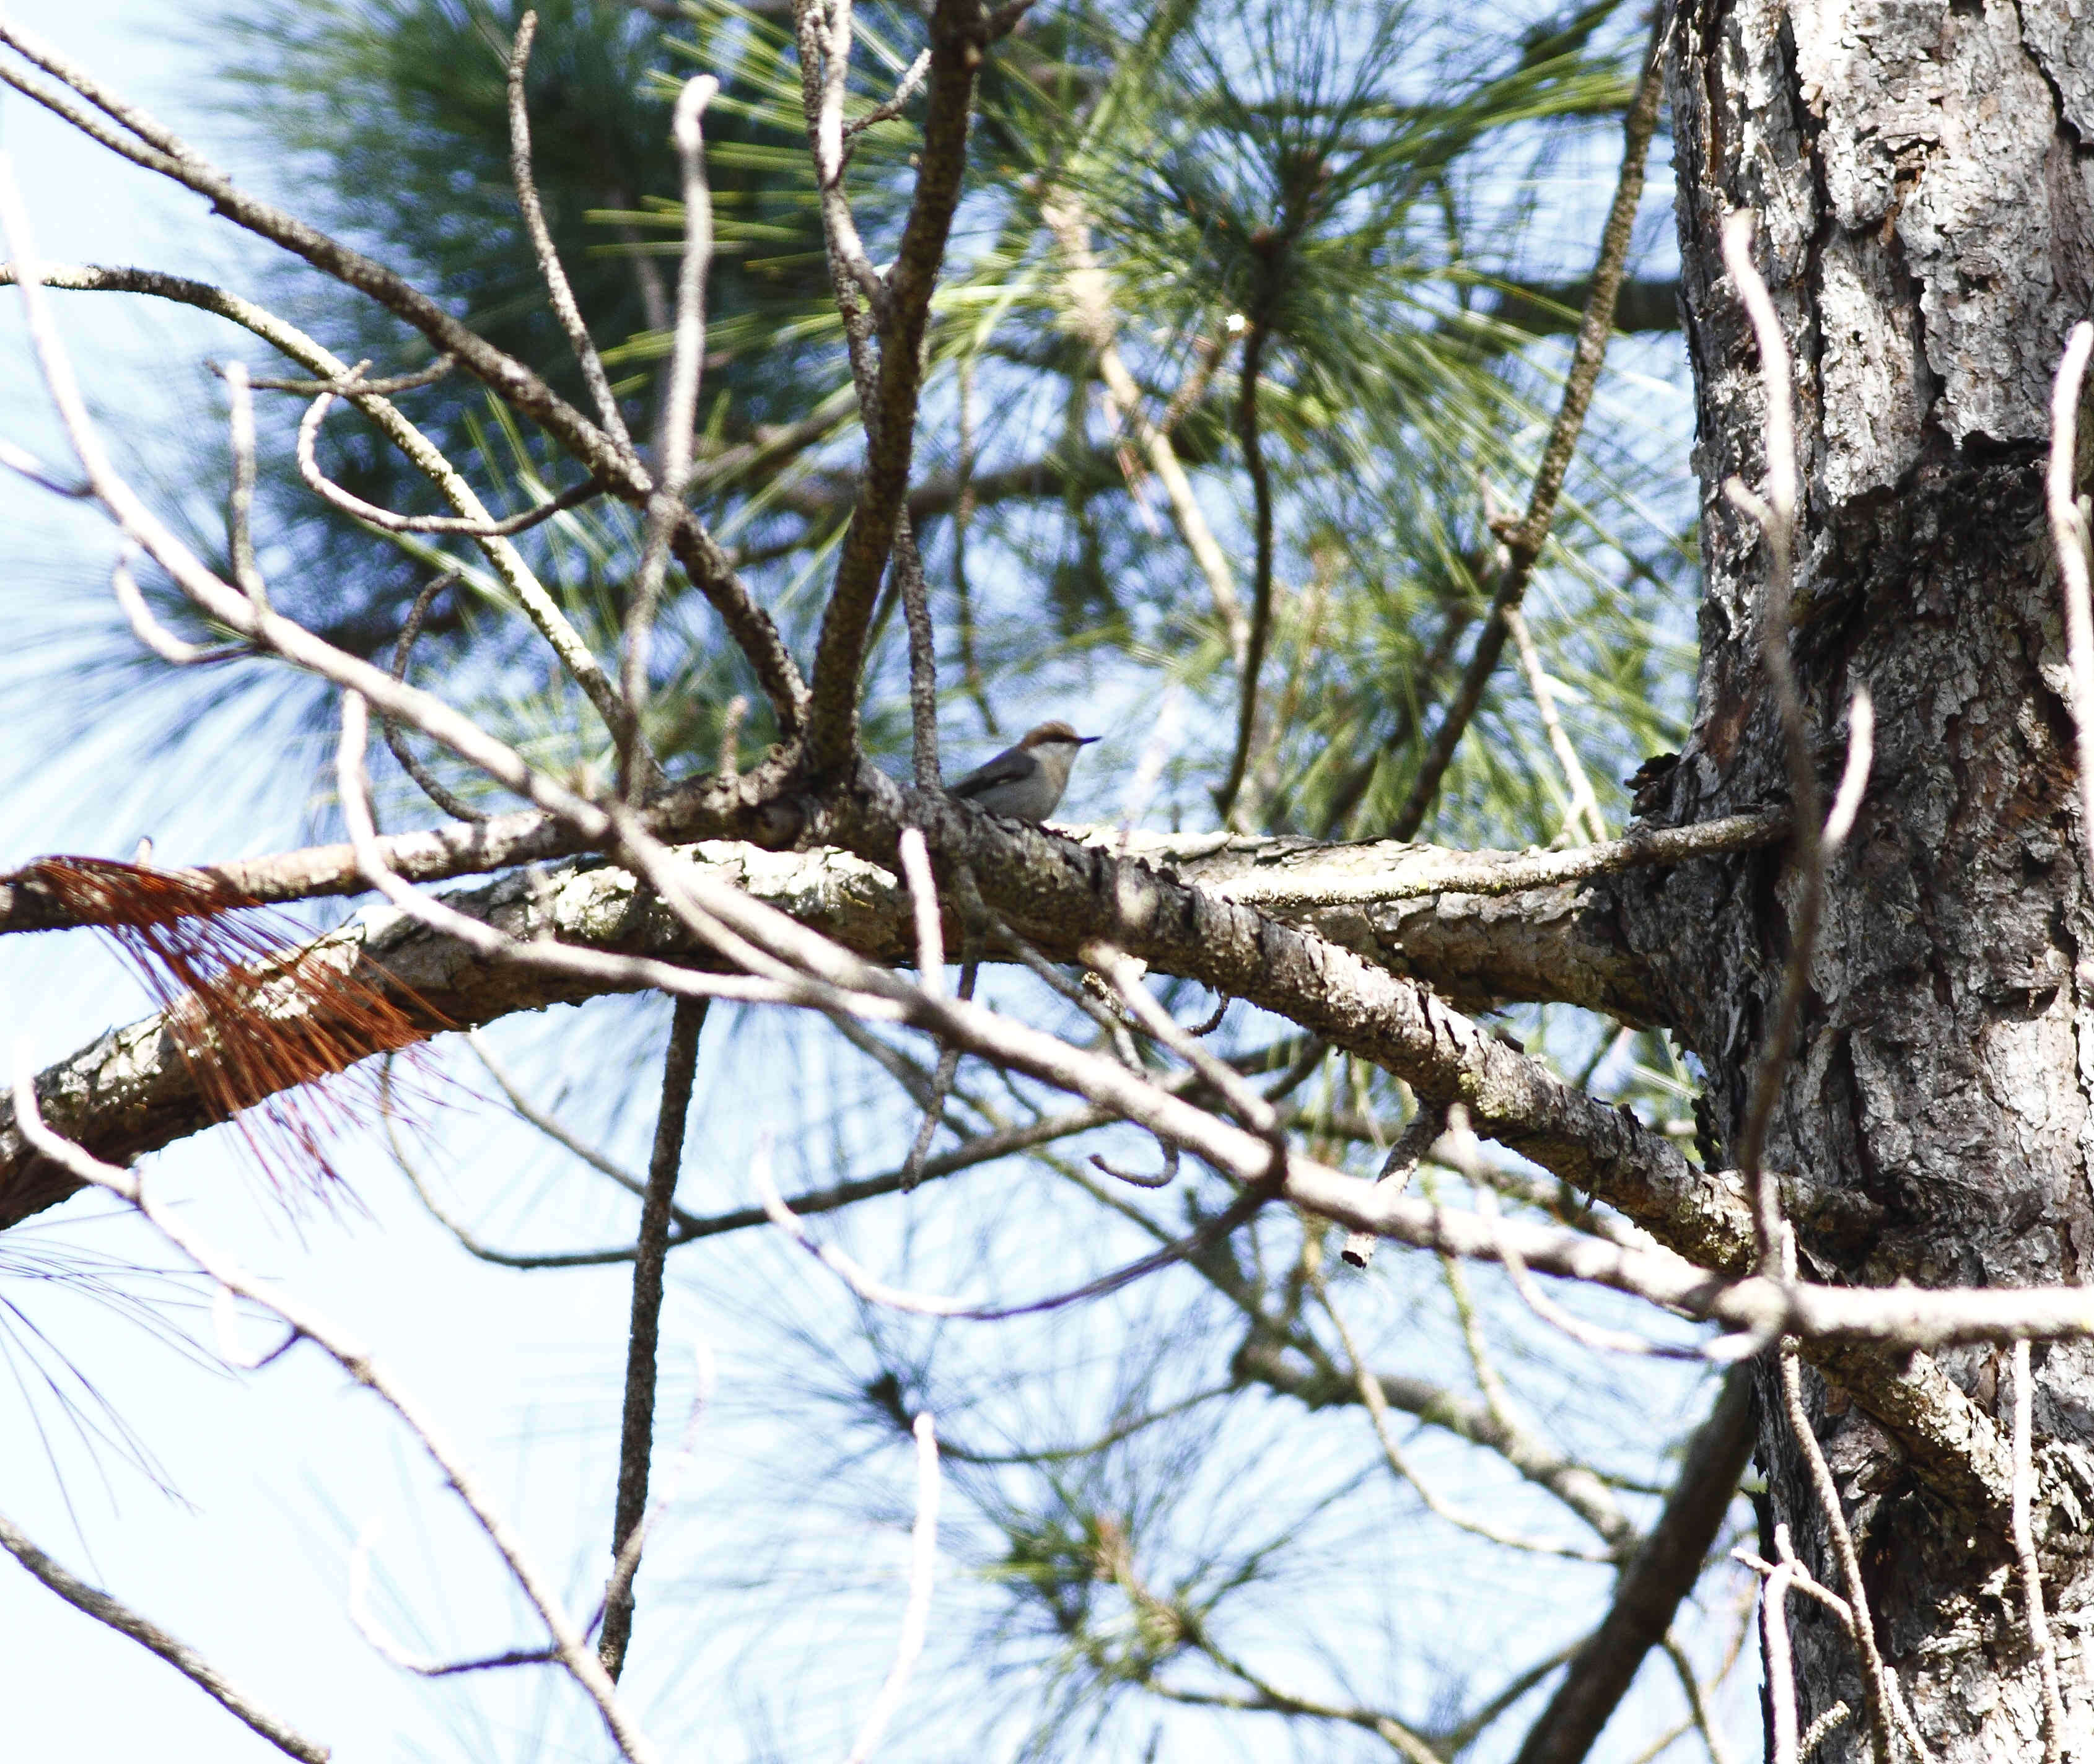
<box><xmin>382</xmin><ymin>569</ymin><xmax>486</xmax><ymax>824</ymax></box>
<box><xmin>507</xmin><ymin>14</ymin><xmax>634</xmax><ymax>459</ymax></box>
<box><xmin>296</xmin><ymin>379</ymin><xmax>605</xmax><ymax>537</ymax></box>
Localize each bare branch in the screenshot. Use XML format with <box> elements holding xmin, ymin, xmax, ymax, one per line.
<box><xmin>382</xmin><ymin>569</ymin><xmax>488</xmax><ymax>824</ymax></box>
<box><xmin>248</xmin><ymin>355</ymin><xmax>454</xmax><ymax>396</ymax></box>
<box><xmin>1777</xmin><ymin>1282</ymin><xmax>1896</xmax><ymax>1764</ymax></box>
<box><xmin>294</xmin><ymin>382</ymin><xmax>605</xmax><ymax>536</ymax></box>
<box><xmin>0</xmin><ymin>256</ymin><xmax>634</xmax><ymax>752</ymax></box>
<box><xmin>2047</xmin><ymin>321</ymin><xmax>2094</xmax><ymax>871</ymax></box>
<box><xmin>895</xmin><ymin>828</ymin><xmax>947</xmax><ymax>993</ymax></box>
<box><xmin>1509</xmin><ymin>1364</ymin><xmax>1754</xmax><ymax>1764</ymax></box>
<box><xmin>1763</xmin><ymin>1550</ymin><xmax>1801</xmax><ymax>1764</ymax></box>
<box><xmin>221</xmin><ymin>359</ymin><xmax>267</xmax><ymax>608</ymax></box>
<box><xmin>1822</xmin><ymin>689</ymin><xmax>1873</xmax><ymax>854</ymax></box>
<box><xmin>110</xmin><ymin>548</ymin><xmax>240</xmax><ymax>665</ymax></box>
<box><xmin>9</xmin><ymin>1068</ymin><xmax>662</xmax><ymax>1764</ymax></box>
<box><xmin>600</xmin><ymin>997</ymin><xmax>706</xmax><ymax>1680</ymax></box>
<box><xmin>0</xmin><ymin>249</ymin><xmax>804</xmax><ymax>730</ymax></box>
<box><xmin>507</xmin><ymin>12</ymin><xmax>635</xmax><ymax>459</ymax></box>
<box><xmin>1391</xmin><ymin>11</ymin><xmax>1668</xmax><ymax>837</ymax></box>
<box><xmin>2012</xmin><ymin>1338</ymin><xmax>2068</xmax><ymax>1762</ymax></box>
<box><xmin>800</xmin><ymin>0</ymin><xmax>989</xmax><ymax>776</ymax></box>
<box><xmin>841</xmin><ymin>1412</ymin><xmax>940</xmax><ymax>1764</ymax></box>
<box><xmin>0</xmin><ymin>1508</ymin><xmax>330</xmax><ymax>1763</ymax></box>
<box><xmin>1719</xmin><ymin>209</ymin><xmax>1821</xmax><ymax>1278</ymax></box>
<box><xmin>620</xmin><ymin>72</ymin><xmax>719</xmax><ymax>800</ymax></box>
<box><xmin>1212</xmin><ymin>308</ymin><xmax>1276</xmax><ymax>824</ymax></box>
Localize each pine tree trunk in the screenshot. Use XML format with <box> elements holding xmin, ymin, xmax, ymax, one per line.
<box><xmin>1627</xmin><ymin>0</ymin><xmax>2094</xmax><ymax>1753</ymax></box>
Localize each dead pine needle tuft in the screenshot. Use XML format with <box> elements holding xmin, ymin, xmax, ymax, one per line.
<box><xmin>22</xmin><ymin>857</ymin><xmax>450</xmax><ymax>1197</ymax></box>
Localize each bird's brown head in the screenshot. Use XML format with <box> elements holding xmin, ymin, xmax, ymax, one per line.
<box><xmin>1020</xmin><ymin>720</ymin><xmax>1100</xmax><ymax>749</ymax></box>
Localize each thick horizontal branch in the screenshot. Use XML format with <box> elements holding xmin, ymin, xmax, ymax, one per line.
<box><xmin>1</xmin><ymin>808</ymin><xmax>1781</xmax><ymax>1035</ymax></box>
<box><xmin>0</xmin><ymin>827</ymin><xmax>2017</xmax><ymax>1513</ymax></box>
<box><xmin>0</xmin><ymin>803</ymin><xmax>1774</xmax><ymax>1238</ymax></box>
<box><xmin>825</xmin><ymin>769</ymin><xmax>1754</xmax><ymax>1271</ymax></box>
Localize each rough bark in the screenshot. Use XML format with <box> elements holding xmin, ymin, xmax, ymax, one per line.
<box><xmin>1621</xmin><ymin>0</ymin><xmax>2094</xmax><ymax>1751</ymax></box>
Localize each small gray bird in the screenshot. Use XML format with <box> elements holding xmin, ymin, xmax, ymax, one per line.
<box><xmin>945</xmin><ymin>721</ymin><xmax>1099</xmax><ymax>821</ymax></box>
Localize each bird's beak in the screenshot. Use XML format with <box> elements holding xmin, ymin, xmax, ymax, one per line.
<box><xmin>1077</xmin><ymin>735</ymin><xmax>1102</xmax><ymax>745</ymax></box>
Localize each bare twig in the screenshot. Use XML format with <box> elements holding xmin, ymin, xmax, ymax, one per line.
<box><xmin>508</xmin><ymin>13</ymin><xmax>634</xmax><ymax>459</ymax></box>
<box><xmin>895</xmin><ymin>827</ymin><xmax>947</xmax><ymax>994</ymax></box>
<box><xmin>1823</xmin><ymin>690</ymin><xmax>1873</xmax><ymax>854</ymax></box>
<box><xmin>0</xmin><ymin>433</ymin><xmax>89</xmax><ymax>494</ymax></box>
<box><xmin>1734</xmin><ymin>1534</ymin><xmax>1931</xmax><ymax>1761</ymax></box>
<box><xmin>247</xmin><ymin>354</ymin><xmax>453</xmax><ymax>396</ymax></box>
<box><xmin>1719</xmin><ymin>209</ymin><xmax>1822</xmax><ymax>1278</ymax></box>
<box><xmin>1778</xmin><ymin>1254</ymin><xmax>1896</xmax><ymax>1764</ymax></box>
<box><xmin>0</xmin><ymin>1509</ymin><xmax>330</xmax><ymax>1763</ymax></box>
<box><xmin>9</xmin><ymin>1066</ymin><xmax>661</xmax><ymax>1764</ymax></box>
<box><xmin>600</xmin><ymin>996</ymin><xmax>706</xmax><ymax>1680</ymax></box>
<box><xmin>111</xmin><ymin>548</ymin><xmax>239</xmax><ymax>665</ymax></box>
<box><xmin>0</xmin><ymin>251</ymin><xmax>800</xmax><ymax>730</ymax></box>
<box><xmin>334</xmin><ymin>694</ymin><xmax>882</xmax><ymax>1016</ymax></box>
<box><xmin>841</xmin><ymin>1412</ymin><xmax>940</xmax><ymax>1764</ymax></box>
<box><xmin>382</xmin><ymin>568</ymin><xmax>487</xmax><ymax>824</ymax></box>
<box><xmin>1763</xmin><ymin>1552</ymin><xmax>1801</xmax><ymax>1764</ymax></box>
<box><xmin>348</xmin><ymin>1522</ymin><xmax>556</xmax><ymax>1676</ymax></box>
<box><xmin>1504</xmin><ymin>602</ymin><xmax>1605</xmax><ymax>844</ymax></box>
<box><xmin>1450</xmin><ymin>1106</ymin><xmax>1686</xmax><ymax>1359</ymax></box>
<box><xmin>593</xmin><ymin>1340</ymin><xmax>715</xmax><ymax>1646</ymax></box>
<box><xmin>212</xmin><ymin>1283</ymin><xmax>299</xmax><ymax>1371</ymax></box>
<box><xmin>620</xmin><ymin>72</ymin><xmax>720</xmax><ymax>800</ymax></box>
<box><xmin>1663</xmin><ymin>1634</ymin><xmax>1738</xmax><ymax>1764</ymax></box>
<box><xmin>1342</xmin><ymin>1099</ymin><xmax>1445</xmax><ymax>1268</ymax></box>
<box><xmin>952</xmin><ymin>354</ymin><xmax>993</xmax><ymax>733</ymax></box>
<box><xmin>295</xmin><ymin>377</ymin><xmax>605</xmax><ymax>537</ymax></box>
<box><xmin>1391</xmin><ymin>10</ymin><xmax>1668</xmax><ymax>838</ymax></box>
<box><xmin>1082</xmin><ymin>941</ymin><xmax>1279</xmax><ymax>1143</ymax></box>
<box><xmin>896</xmin><ymin>509</ymin><xmax>943</xmax><ymax>790</ymax></box>
<box><xmin>1510</xmin><ymin>1365</ymin><xmax>1754</xmax><ymax>1764</ymax></box>
<box><xmin>841</xmin><ymin>46</ymin><xmax>931</xmax><ymax>149</ymax></box>
<box><xmin>222</xmin><ymin>359</ymin><xmax>267</xmax><ymax>608</ymax></box>
<box><xmin>2012</xmin><ymin>1338</ymin><xmax>2069</xmax><ymax>1762</ymax></box>
<box><xmin>2047</xmin><ymin>321</ymin><xmax>2094</xmax><ymax>871</ymax></box>
<box><xmin>0</xmin><ymin>172</ymin><xmax>620</xmax><ymax>834</ymax></box>
<box><xmin>1800</xmin><ymin>1701</ymin><xmax>1854</xmax><ymax>1760</ymax></box>
<box><xmin>1212</xmin><ymin>310</ymin><xmax>1276</xmax><ymax>825</ymax></box>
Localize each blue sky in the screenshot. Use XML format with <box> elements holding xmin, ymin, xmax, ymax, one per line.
<box><xmin>0</xmin><ymin>7</ymin><xmax>1753</xmax><ymax>1760</ymax></box>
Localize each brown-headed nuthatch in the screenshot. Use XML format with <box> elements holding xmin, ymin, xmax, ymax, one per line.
<box><xmin>945</xmin><ymin>720</ymin><xmax>1099</xmax><ymax>821</ymax></box>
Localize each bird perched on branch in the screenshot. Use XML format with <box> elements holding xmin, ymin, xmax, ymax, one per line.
<box><xmin>945</xmin><ymin>721</ymin><xmax>1098</xmax><ymax>821</ymax></box>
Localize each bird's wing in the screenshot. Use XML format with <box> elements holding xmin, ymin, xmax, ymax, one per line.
<box><xmin>947</xmin><ymin>750</ymin><xmax>1030</xmax><ymax>797</ymax></box>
